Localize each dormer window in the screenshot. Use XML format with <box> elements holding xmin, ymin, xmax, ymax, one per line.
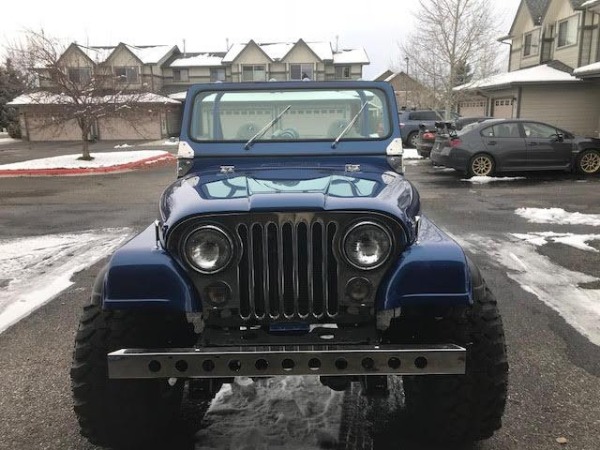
<box><xmin>557</xmin><ymin>15</ymin><xmax>579</xmax><ymax>48</ymax></box>
<box><xmin>114</xmin><ymin>66</ymin><xmax>139</xmax><ymax>83</ymax></box>
<box><xmin>523</xmin><ymin>29</ymin><xmax>540</xmax><ymax>57</ymax></box>
<box><xmin>68</xmin><ymin>67</ymin><xmax>91</xmax><ymax>84</ymax></box>
<box><xmin>289</xmin><ymin>64</ymin><xmax>314</xmax><ymax>81</ymax></box>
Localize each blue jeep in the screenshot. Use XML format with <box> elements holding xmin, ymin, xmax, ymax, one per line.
<box><xmin>70</xmin><ymin>81</ymin><xmax>508</xmax><ymax>448</ymax></box>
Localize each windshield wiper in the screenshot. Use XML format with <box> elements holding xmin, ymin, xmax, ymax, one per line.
<box><xmin>244</xmin><ymin>105</ymin><xmax>292</xmax><ymax>150</ymax></box>
<box><xmin>331</xmin><ymin>101</ymin><xmax>370</xmax><ymax>149</ymax></box>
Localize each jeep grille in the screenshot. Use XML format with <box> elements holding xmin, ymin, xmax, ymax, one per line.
<box><xmin>237</xmin><ymin>220</ymin><xmax>338</xmax><ymax>320</ymax></box>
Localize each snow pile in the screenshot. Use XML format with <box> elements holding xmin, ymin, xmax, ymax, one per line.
<box><xmin>195</xmin><ymin>376</ymin><xmax>343</xmax><ymax>449</ymax></box>
<box><xmin>163</xmin><ymin>138</ymin><xmax>179</xmax><ymax>146</ymax></box>
<box><xmin>0</xmin><ymin>150</ymin><xmax>170</xmax><ymax>171</ymax></box>
<box><xmin>403</xmin><ymin>149</ymin><xmax>422</xmax><ymax>160</ymax></box>
<box><xmin>462</xmin><ymin>176</ymin><xmax>526</xmax><ymax>184</ymax></box>
<box><xmin>512</xmin><ymin>232</ymin><xmax>600</xmax><ymax>252</ymax></box>
<box><xmin>0</xmin><ymin>229</ymin><xmax>130</xmax><ymax>333</ymax></box>
<box><xmin>515</xmin><ymin>208</ymin><xmax>600</xmax><ymax>227</ymax></box>
<box><xmin>457</xmin><ymin>233</ymin><xmax>600</xmax><ymax>346</ymax></box>
<box><xmin>113</xmin><ymin>143</ymin><xmax>133</xmax><ymax>149</ymax></box>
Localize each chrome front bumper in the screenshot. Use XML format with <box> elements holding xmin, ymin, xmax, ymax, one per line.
<box><xmin>107</xmin><ymin>344</ymin><xmax>466</xmax><ymax>379</ymax></box>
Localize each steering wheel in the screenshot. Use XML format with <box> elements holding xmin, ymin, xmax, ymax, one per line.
<box><xmin>271</xmin><ymin>128</ymin><xmax>299</xmax><ymax>140</ymax></box>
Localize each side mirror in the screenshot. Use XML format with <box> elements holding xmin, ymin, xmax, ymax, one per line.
<box><xmin>552</xmin><ymin>133</ymin><xmax>564</xmax><ymax>142</ymax></box>
<box><xmin>419</xmin><ymin>123</ymin><xmax>427</xmax><ymax>131</ymax></box>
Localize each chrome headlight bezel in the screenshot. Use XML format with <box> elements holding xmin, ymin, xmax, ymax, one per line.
<box><xmin>342</xmin><ymin>221</ymin><xmax>393</xmax><ymax>270</ymax></box>
<box><xmin>182</xmin><ymin>225</ymin><xmax>234</xmax><ymax>274</ymax></box>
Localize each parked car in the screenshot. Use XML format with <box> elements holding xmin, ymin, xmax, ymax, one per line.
<box><xmin>417</xmin><ymin>117</ymin><xmax>492</xmax><ymax>158</ymax></box>
<box><xmin>70</xmin><ymin>81</ymin><xmax>508</xmax><ymax>448</ymax></box>
<box><xmin>398</xmin><ymin>109</ymin><xmax>451</xmax><ymax>148</ymax></box>
<box><xmin>430</xmin><ymin>119</ymin><xmax>600</xmax><ymax>177</ymax></box>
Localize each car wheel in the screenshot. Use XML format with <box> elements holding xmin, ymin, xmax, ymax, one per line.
<box><xmin>577</xmin><ymin>149</ymin><xmax>600</xmax><ymax>175</ymax></box>
<box><xmin>468</xmin><ymin>153</ymin><xmax>495</xmax><ymax>177</ymax></box>
<box><xmin>407</xmin><ymin>132</ymin><xmax>419</xmax><ymax>149</ymax></box>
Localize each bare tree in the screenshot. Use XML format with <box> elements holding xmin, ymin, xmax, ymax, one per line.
<box><xmin>7</xmin><ymin>30</ymin><xmax>152</xmax><ymax>160</ymax></box>
<box><xmin>399</xmin><ymin>0</ymin><xmax>501</xmax><ymax>117</ymax></box>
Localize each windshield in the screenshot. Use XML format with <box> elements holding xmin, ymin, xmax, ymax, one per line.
<box><xmin>190</xmin><ymin>88</ymin><xmax>391</xmax><ymax>143</ymax></box>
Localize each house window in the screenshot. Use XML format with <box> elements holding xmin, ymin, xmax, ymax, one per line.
<box><xmin>335</xmin><ymin>66</ymin><xmax>351</xmax><ymax>79</ymax></box>
<box><xmin>289</xmin><ymin>64</ymin><xmax>314</xmax><ymax>80</ymax></box>
<box><xmin>67</xmin><ymin>67</ymin><xmax>91</xmax><ymax>84</ymax></box>
<box><xmin>210</xmin><ymin>68</ymin><xmax>226</xmax><ymax>82</ymax></box>
<box><xmin>114</xmin><ymin>66</ymin><xmax>139</xmax><ymax>83</ymax></box>
<box><xmin>523</xmin><ymin>29</ymin><xmax>540</xmax><ymax>57</ymax></box>
<box><xmin>241</xmin><ymin>65</ymin><xmax>266</xmax><ymax>82</ymax></box>
<box><xmin>173</xmin><ymin>69</ymin><xmax>189</xmax><ymax>82</ymax></box>
<box><xmin>557</xmin><ymin>15</ymin><xmax>579</xmax><ymax>48</ymax></box>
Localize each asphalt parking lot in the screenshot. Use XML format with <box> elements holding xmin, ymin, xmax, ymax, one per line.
<box><xmin>0</xmin><ymin>153</ymin><xmax>599</xmax><ymax>450</ymax></box>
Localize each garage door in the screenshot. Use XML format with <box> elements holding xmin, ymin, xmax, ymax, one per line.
<box><xmin>26</xmin><ymin>117</ymin><xmax>82</xmax><ymax>141</ymax></box>
<box><xmin>492</xmin><ymin>98</ymin><xmax>514</xmax><ymax>119</ymax></box>
<box><xmin>458</xmin><ymin>100</ymin><xmax>486</xmax><ymax>117</ymax></box>
<box><xmin>98</xmin><ymin>112</ymin><xmax>161</xmax><ymax>140</ymax></box>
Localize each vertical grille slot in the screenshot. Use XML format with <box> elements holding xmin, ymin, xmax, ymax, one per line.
<box><xmin>282</xmin><ymin>223</ymin><xmax>295</xmax><ymax>317</ymax></box>
<box><xmin>252</xmin><ymin>224</ymin><xmax>265</xmax><ymax>318</ymax></box>
<box><xmin>238</xmin><ymin>224</ymin><xmax>250</xmax><ymax>319</ymax></box>
<box><xmin>326</xmin><ymin>223</ymin><xmax>338</xmax><ymax>316</ymax></box>
<box><xmin>237</xmin><ymin>216</ymin><xmax>339</xmax><ymax>321</ymax></box>
<box><xmin>297</xmin><ymin>222</ymin><xmax>309</xmax><ymax>317</ymax></box>
<box><xmin>267</xmin><ymin>223</ymin><xmax>279</xmax><ymax>317</ymax></box>
<box><xmin>311</xmin><ymin>222</ymin><xmax>325</xmax><ymax>317</ymax></box>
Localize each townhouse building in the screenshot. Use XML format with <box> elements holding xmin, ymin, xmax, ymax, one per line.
<box><xmin>456</xmin><ymin>0</ymin><xmax>600</xmax><ymax>136</ymax></box>
<box><xmin>9</xmin><ymin>40</ymin><xmax>369</xmax><ymax>141</ymax></box>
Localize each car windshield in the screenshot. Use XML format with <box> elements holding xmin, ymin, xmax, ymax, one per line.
<box><xmin>189</xmin><ymin>87</ymin><xmax>391</xmax><ymax>143</ymax></box>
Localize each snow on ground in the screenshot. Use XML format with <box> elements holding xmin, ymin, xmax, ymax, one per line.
<box><xmin>163</xmin><ymin>138</ymin><xmax>179</xmax><ymax>146</ymax></box>
<box><xmin>195</xmin><ymin>376</ymin><xmax>343</xmax><ymax>450</ymax></box>
<box><xmin>0</xmin><ymin>229</ymin><xmax>130</xmax><ymax>333</ymax></box>
<box><xmin>0</xmin><ymin>150</ymin><xmax>169</xmax><ymax>171</ymax></box>
<box><xmin>515</xmin><ymin>208</ymin><xmax>600</xmax><ymax>227</ymax></box>
<box><xmin>113</xmin><ymin>143</ymin><xmax>133</xmax><ymax>148</ymax></box>
<box><xmin>456</xmin><ymin>234</ymin><xmax>600</xmax><ymax>346</ymax></box>
<box><xmin>461</xmin><ymin>176</ymin><xmax>526</xmax><ymax>184</ymax></box>
<box><xmin>512</xmin><ymin>232</ymin><xmax>600</xmax><ymax>253</ymax></box>
<box><xmin>403</xmin><ymin>148</ymin><xmax>422</xmax><ymax>160</ymax></box>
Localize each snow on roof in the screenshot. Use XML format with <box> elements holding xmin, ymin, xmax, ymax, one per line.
<box><xmin>222</xmin><ymin>43</ymin><xmax>247</xmax><ymax>63</ymax></box>
<box><xmin>574</xmin><ymin>61</ymin><xmax>600</xmax><ymax>76</ymax></box>
<box><xmin>76</xmin><ymin>45</ymin><xmax>114</xmax><ymax>64</ymax></box>
<box><xmin>124</xmin><ymin>45</ymin><xmax>173</xmax><ymax>64</ymax></box>
<box><xmin>170</xmin><ymin>54</ymin><xmax>223</xmax><ymax>67</ymax></box>
<box><xmin>582</xmin><ymin>0</ymin><xmax>599</xmax><ymax>5</ymax></box>
<box><xmin>260</xmin><ymin>43</ymin><xmax>294</xmax><ymax>61</ymax></box>
<box><xmin>306</xmin><ymin>42</ymin><xmax>333</xmax><ymax>60</ymax></box>
<box><xmin>169</xmin><ymin>91</ymin><xmax>187</xmax><ymax>101</ymax></box>
<box><xmin>8</xmin><ymin>91</ymin><xmax>180</xmax><ymax>106</ymax></box>
<box><xmin>333</xmin><ymin>48</ymin><xmax>370</xmax><ymax>65</ymax></box>
<box><xmin>222</xmin><ymin>41</ymin><xmax>352</xmax><ymax>63</ymax></box>
<box><xmin>454</xmin><ymin>64</ymin><xmax>579</xmax><ymax>91</ymax></box>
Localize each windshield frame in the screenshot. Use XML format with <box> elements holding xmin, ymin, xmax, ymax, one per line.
<box><xmin>186</xmin><ymin>83</ymin><xmax>394</xmax><ymax>147</ymax></box>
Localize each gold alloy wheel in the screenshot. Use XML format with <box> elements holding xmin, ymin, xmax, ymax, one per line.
<box><xmin>579</xmin><ymin>151</ymin><xmax>600</xmax><ymax>174</ymax></box>
<box><xmin>471</xmin><ymin>155</ymin><xmax>494</xmax><ymax>176</ymax></box>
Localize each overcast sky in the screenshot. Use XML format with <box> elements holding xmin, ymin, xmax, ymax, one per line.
<box><xmin>1</xmin><ymin>0</ymin><xmax>522</xmax><ymax>79</ymax></box>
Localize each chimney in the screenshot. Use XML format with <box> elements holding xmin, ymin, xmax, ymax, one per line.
<box><xmin>335</xmin><ymin>35</ymin><xmax>339</xmax><ymax>53</ymax></box>
<box><xmin>183</xmin><ymin>39</ymin><xmax>186</xmax><ymax>57</ymax></box>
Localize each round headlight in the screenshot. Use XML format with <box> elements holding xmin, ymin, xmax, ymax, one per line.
<box><xmin>343</xmin><ymin>222</ymin><xmax>392</xmax><ymax>270</ymax></box>
<box><xmin>184</xmin><ymin>225</ymin><xmax>233</xmax><ymax>274</ymax></box>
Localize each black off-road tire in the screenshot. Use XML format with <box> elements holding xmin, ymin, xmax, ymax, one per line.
<box><xmin>400</xmin><ymin>285</ymin><xmax>508</xmax><ymax>443</ymax></box>
<box><xmin>70</xmin><ymin>304</ymin><xmax>195</xmax><ymax>449</ymax></box>
<box><xmin>407</xmin><ymin>132</ymin><xmax>419</xmax><ymax>149</ymax></box>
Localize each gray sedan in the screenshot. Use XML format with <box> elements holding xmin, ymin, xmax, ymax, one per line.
<box><xmin>430</xmin><ymin>119</ymin><xmax>600</xmax><ymax>177</ymax></box>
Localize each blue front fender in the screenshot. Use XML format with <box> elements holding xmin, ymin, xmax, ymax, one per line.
<box><xmin>102</xmin><ymin>224</ymin><xmax>200</xmax><ymax>312</ymax></box>
<box><xmin>378</xmin><ymin>216</ymin><xmax>472</xmax><ymax>309</ymax></box>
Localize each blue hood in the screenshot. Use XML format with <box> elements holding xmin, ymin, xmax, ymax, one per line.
<box><xmin>160</xmin><ymin>156</ymin><xmax>420</xmax><ymax>242</ymax></box>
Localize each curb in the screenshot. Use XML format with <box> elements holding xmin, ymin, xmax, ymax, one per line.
<box><xmin>0</xmin><ymin>154</ymin><xmax>175</xmax><ymax>177</ymax></box>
